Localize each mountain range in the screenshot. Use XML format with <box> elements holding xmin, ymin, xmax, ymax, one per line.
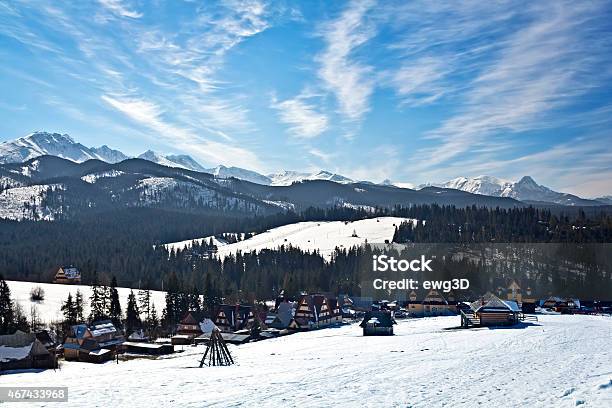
<box><xmin>0</xmin><ymin>155</ymin><xmax>525</xmax><ymax>221</ymax></box>
<box><xmin>0</xmin><ymin>131</ymin><xmax>609</xmax><ymax>207</ymax></box>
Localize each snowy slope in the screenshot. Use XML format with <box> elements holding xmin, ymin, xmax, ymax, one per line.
<box><xmin>0</xmin><ymin>184</ymin><xmax>63</xmax><ymax>220</ymax></box>
<box><xmin>165</xmin><ymin>217</ymin><xmax>414</xmax><ymax>260</ymax></box>
<box><xmin>6</xmin><ymin>280</ymin><xmax>167</xmax><ymax>325</ymax></box>
<box><xmin>0</xmin><ymin>132</ymin><xmax>100</xmax><ymax>164</ymax></box>
<box><xmin>205</xmin><ymin>165</ymin><xmax>273</xmax><ymax>185</ymax></box>
<box><xmin>137</xmin><ymin>150</ymin><xmax>204</xmax><ymax>171</ymax></box>
<box><xmin>268</xmin><ymin>170</ymin><xmax>354</xmax><ymax>186</ymax></box>
<box><xmin>423</xmin><ymin>175</ymin><xmax>605</xmax><ymax>206</ymax></box>
<box><xmin>3</xmin><ymin>315</ymin><xmax>611</xmax><ymax>407</ymax></box>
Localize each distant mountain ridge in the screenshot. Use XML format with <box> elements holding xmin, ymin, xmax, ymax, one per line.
<box><xmin>0</xmin><ymin>132</ymin><xmax>608</xmax><ymax>206</ymax></box>
<box><xmin>0</xmin><ymin>132</ymin><xmax>356</xmax><ymax>187</ymax></box>
<box><xmin>422</xmin><ymin>175</ymin><xmax>605</xmax><ymax>206</ymax></box>
<box><xmin>0</xmin><ymin>155</ymin><xmax>524</xmax><ymax>221</ymax></box>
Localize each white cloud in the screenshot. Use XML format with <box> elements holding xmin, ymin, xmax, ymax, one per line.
<box><xmin>317</xmin><ymin>0</ymin><xmax>377</xmax><ymax>121</ymax></box>
<box><xmin>412</xmin><ymin>1</ymin><xmax>612</xmax><ymax>167</ymax></box>
<box><xmin>101</xmin><ymin>94</ymin><xmax>263</xmax><ymax>169</ymax></box>
<box><xmin>98</xmin><ymin>0</ymin><xmax>142</xmax><ymax>19</ymax></box>
<box><xmin>271</xmin><ymin>94</ymin><xmax>329</xmax><ymax>138</ymax></box>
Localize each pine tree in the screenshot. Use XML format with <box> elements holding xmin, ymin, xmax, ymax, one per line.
<box><xmin>75</xmin><ymin>290</ymin><xmax>85</xmax><ymax>322</ymax></box>
<box><xmin>89</xmin><ymin>273</ymin><xmax>106</xmax><ymax>322</ymax></box>
<box><xmin>0</xmin><ymin>275</ymin><xmax>15</xmax><ymax>334</ymax></box>
<box><xmin>138</xmin><ymin>289</ymin><xmax>151</xmax><ymax>322</ymax></box>
<box><xmin>109</xmin><ymin>276</ymin><xmax>122</xmax><ymax>327</ymax></box>
<box><xmin>61</xmin><ymin>293</ymin><xmax>78</xmax><ymax>325</ymax></box>
<box><xmin>150</xmin><ymin>303</ymin><xmax>159</xmax><ymax>330</ymax></box>
<box><xmin>125</xmin><ymin>290</ymin><xmax>140</xmax><ymax>335</ymax></box>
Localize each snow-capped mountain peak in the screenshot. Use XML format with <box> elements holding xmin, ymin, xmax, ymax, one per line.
<box><xmin>0</xmin><ymin>131</ymin><xmax>98</xmax><ymax>164</ymax></box>
<box><xmin>206</xmin><ymin>165</ymin><xmax>273</xmax><ymax>185</ymax></box>
<box><xmin>267</xmin><ymin>170</ymin><xmax>354</xmax><ymax>186</ymax></box>
<box><xmin>427</xmin><ymin>175</ymin><xmax>603</xmax><ymax>206</ymax></box>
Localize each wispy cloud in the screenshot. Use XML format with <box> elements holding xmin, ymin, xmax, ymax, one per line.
<box><xmin>317</xmin><ymin>0</ymin><xmax>377</xmax><ymax>121</ymax></box>
<box><xmin>405</xmin><ymin>1</ymin><xmax>612</xmax><ymax>168</ymax></box>
<box><xmin>101</xmin><ymin>94</ymin><xmax>263</xmax><ymax>169</ymax></box>
<box><xmin>271</xmin><ymin>93</ymin><xmax>329</xmax><ymax>138</ymax></box>
<box><xmin>98</xmin><ymin>0</ymin><xmax>142</xmax><ymax>19</ymax></box>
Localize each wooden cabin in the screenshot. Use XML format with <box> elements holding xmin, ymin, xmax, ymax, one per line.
<box><xmin>360</xmin><ymin>311</ymin><xmax>396</xmax><ymax>336</ymax></box>
<box><xmin>289</xmin><ymin>294</ymin><xmax>333</xmax><ymax>330</ymax></box>
<box><xmin>506</xmin><ymin>280</ymin><xmax>537</xmax><ymax>312</ymax></box>
<box><xmin>214</xmin><ymin>304</ymin><xmax>256</xmax><ymax>333</ymax></box>
<box><xmin>264</xmin><ymin>301</ymin><xmax>294</xmax><ymax>330</ymax></box>
<box><xmin>470</xmin><ymin>294</ymin><xmax>520</xmax><ymax>326</ymax></box>
<box><xmin>0</xmin><ymin>330</ymin><xmax>57</xmax><ymax>371</ymax></box>
<box><xmin>53</xmin><ymin>266</ymin><xmax>81</xmax><ymax>284</ymax></box>
<box><xmin>63</xmin><ymin>320</ymin><xmax>124</xmax><ymax>363</ymax></box>
<box><xmin>172</xmin><ymin>312</ymin><xmax>217</xmax><ymax>344</ymax></box>
<box><xmin>404</xmin><ymin>289</ymin><xmax>457</xmax><ymax>317</ymax></box>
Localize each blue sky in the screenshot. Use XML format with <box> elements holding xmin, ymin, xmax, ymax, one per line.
<box><xmin>1</xmin><ymin>0</ymin><xmax>611</xmax><ymax>196</ymax></box>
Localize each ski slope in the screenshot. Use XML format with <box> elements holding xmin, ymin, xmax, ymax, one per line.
<box><xmin>6</xmin><ymin>280</ymin><xmax>167</xmax><ymax>325</ymax></box>
<box><xmin>165</xmin><ymin>217</ymin><xmax>415</xmax><ymax>260</ymax></box>
<box><xmin>3</xmin><ymin>315</ymin><xmax>611</xmax><ymax>407</ymax></box>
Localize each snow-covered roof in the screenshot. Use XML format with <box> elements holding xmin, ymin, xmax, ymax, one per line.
<box><xmin>0</xmin><ymin>343</ymin><xmax>34</xmax><ymax>362</ymax></box>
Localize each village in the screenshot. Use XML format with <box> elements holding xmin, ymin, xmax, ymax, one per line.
<box><xmin>1</xmin><ymin>264</ymin><xmax>611</xmax><ymax>375</ymax></box>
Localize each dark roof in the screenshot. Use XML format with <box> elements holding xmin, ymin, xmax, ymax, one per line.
<box><xmin>359</xmin><ymin>311</ymin><xmax>396</xmax><ymax>328</ymax></box>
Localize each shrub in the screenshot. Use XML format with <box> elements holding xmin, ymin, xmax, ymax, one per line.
<box><xmin>30</xmin><ymin>286</ymin><xmax>45</xmax><ymax>302</ymax></box>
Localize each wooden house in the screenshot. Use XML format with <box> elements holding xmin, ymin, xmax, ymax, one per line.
<box><xmin>172</xmin><ymin>312</ymin><xmax>217</xmax><ymax>344</ymax></box>
<box><xmin>264</xmin><ymin>301</ymin><xmax>294</xmax><ymax>330</ymax></box>
<box><xmin>403</xmin><ymin>289</ymin><xmax>457</xmax><ymax>317</ymax></box>
<box><xmin>53</xmin><ymin>266</ymin><xmax>81</xmax><ymax>284</ymax></box>
<box><xmin>360</xmin><ymin>311</ymin><xmax>396</xmax><ymax>336</ymax></box>
<box><xmin>506</xmin><ymin>280</ymin><xmax>537</xmax><ymax>312</ymax></box>
<box><xmin>0</xmin><ymin>330</ymin><xmax>57</xmax><ymax>371</ymax></box>
<box><xmin>63</xmin><ymin>320</ymin><xmax>124</xmax><ymax>363</ymax></box>
<box><xmin>214</xmin><ymin>304</ymin><xmax>256</xmax><ymax>333</ymax></box>
<box><xmin>469</xmin><ymin>294</ymin><xmax>520</xmax><ymax>326</ymax></box>
<box><xmin>289</xmin><ymin>294</ymin><xmax>334</xmax><ymax>330</ymax></box>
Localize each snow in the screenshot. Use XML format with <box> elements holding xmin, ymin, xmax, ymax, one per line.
<box><xmin>268</xmin><ymin>170</ymin><xmax>354</xmax><ymax>186</ymax></box>
<box><xmin>81</xmin><ymin>170</ymin><xmax>125</xmax><ymax>183</ymax></box>
<box><xmin>2</xmin><ymin>315</ymin><xmax>610</xmax><ymax>407</ymax></box>
<box><xmin>164</xmin><ymin>217</ymin><xmax>415</xmax><ymax>260</ymax></box>
<box><xmin>6</xmin><ymin>281</ymin><xmax>167</xmax><ymax>325</ymax></box>
<box><xmin>0</xmin><ymin>344</ymin><xmax>33</xmax><ymax>362</ymax></box>
<box><xmin>0</xmin><ymin>184</ymin><xmax>63</xmax><ymax>220</ymax></box>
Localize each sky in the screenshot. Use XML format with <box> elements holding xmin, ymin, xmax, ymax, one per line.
<box><xmin>1</xmin><ymin>0</ymin><xmax>612</xmax><ymax>197</ymax></box>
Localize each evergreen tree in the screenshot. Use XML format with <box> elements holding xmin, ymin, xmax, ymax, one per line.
<box><xmin>61</xmin><ymin>292</ymin><xmax>78</xmax><ymax>325</ymax></box>
<box><xmin>125</xmin><ymin>290</ymin><xmax>141</xmax><ymax>335</ymax></box>
<box><xmin>138</xmin><ymin>289</ymin><xmax>152</xmax><ymax>322</ymax></box>
<box><xmin>108</xmin><ymin>276</ymin><xmax>122</xmax><ymax>327</ymax></box>
<box><xmin>75</xmin><ymin>290</ymin><xmax>85</xmax><ymax>322</ymax></box>
<box><xmin>89</xmin><ymin>273</ymin><xmax>106</xmax><ymax>322</ymax></box>
<box><xmin>0</xmin><ymin>275</ymin><xmax>15</xmax><ymax>334</ymax></box>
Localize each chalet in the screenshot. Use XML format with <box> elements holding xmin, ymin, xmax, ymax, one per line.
<box><xmin>172</xmin><ymin>312</ymin><xmax>217</xmax><ymax>345</ymax></box>
<box><xmin>360</xmin><ymin>311</ymin><xmax>396</xmax><ymax>336</ymax></box>
<box><xmin>264</xmin><ymin>301</ymin><xmax>294</xmax><ymax>330</ymax></box>
<box><xmin>468</xmin><ymin>294</ymin><xmax>520</xmax><ymax>326</ymax></box>
<box><xmin>63</xmin><ymin>320</ymin><xmax>124</xmax><ymax>363</ymax></box>
<box><xmin>506</xmin><ymin>280</ymin><xmax>537</xmax><ymax>313</ymax></box>
<box><xmin>214</xmin><ymin>304</ymin><xmax>256</xmax><ymax>333</ymax></box>
<box><xmin>53</xmin><ymin>266</ymin><xmax>81</xmax><ymax>284</ymax></box>
<box><xmin>403</xmin><ymin>289</ymin><xmax>457</xmax><ymax>317</ymax></box>
<box><xmin>326</xmin><ymin>296</ymin><xmax>342</xmax><ymax>323</ymax></box>
<box><xmin>0</xmin><ymin>330</ymin><xmax>57</xmax><ymax>371</ymax></box>
<box><xmin>289</xmin><ymin>294</ymin><xmax>334</xmax><ymax>330</ymax></box>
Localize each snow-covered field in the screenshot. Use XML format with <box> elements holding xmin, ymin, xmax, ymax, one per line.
<box><xmin>165</xmin><ymin>216</ymin><xmax>414</xmax><ymax>260</ymax></box>
<box><xmin>6</xmin><ymin>281</ymin><xmax>167</xmax><ymax>325</ymax></box>
<box><xmin>2</xmin><ymin>315</ymin><xmax>611</xmax><ymax>407</ymax></box>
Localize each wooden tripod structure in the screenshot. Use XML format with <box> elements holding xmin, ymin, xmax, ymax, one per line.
<box><xmin>199</xmin><ymin>329</ymin><xmax>235</xmax><ymax>367</ymax></box>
